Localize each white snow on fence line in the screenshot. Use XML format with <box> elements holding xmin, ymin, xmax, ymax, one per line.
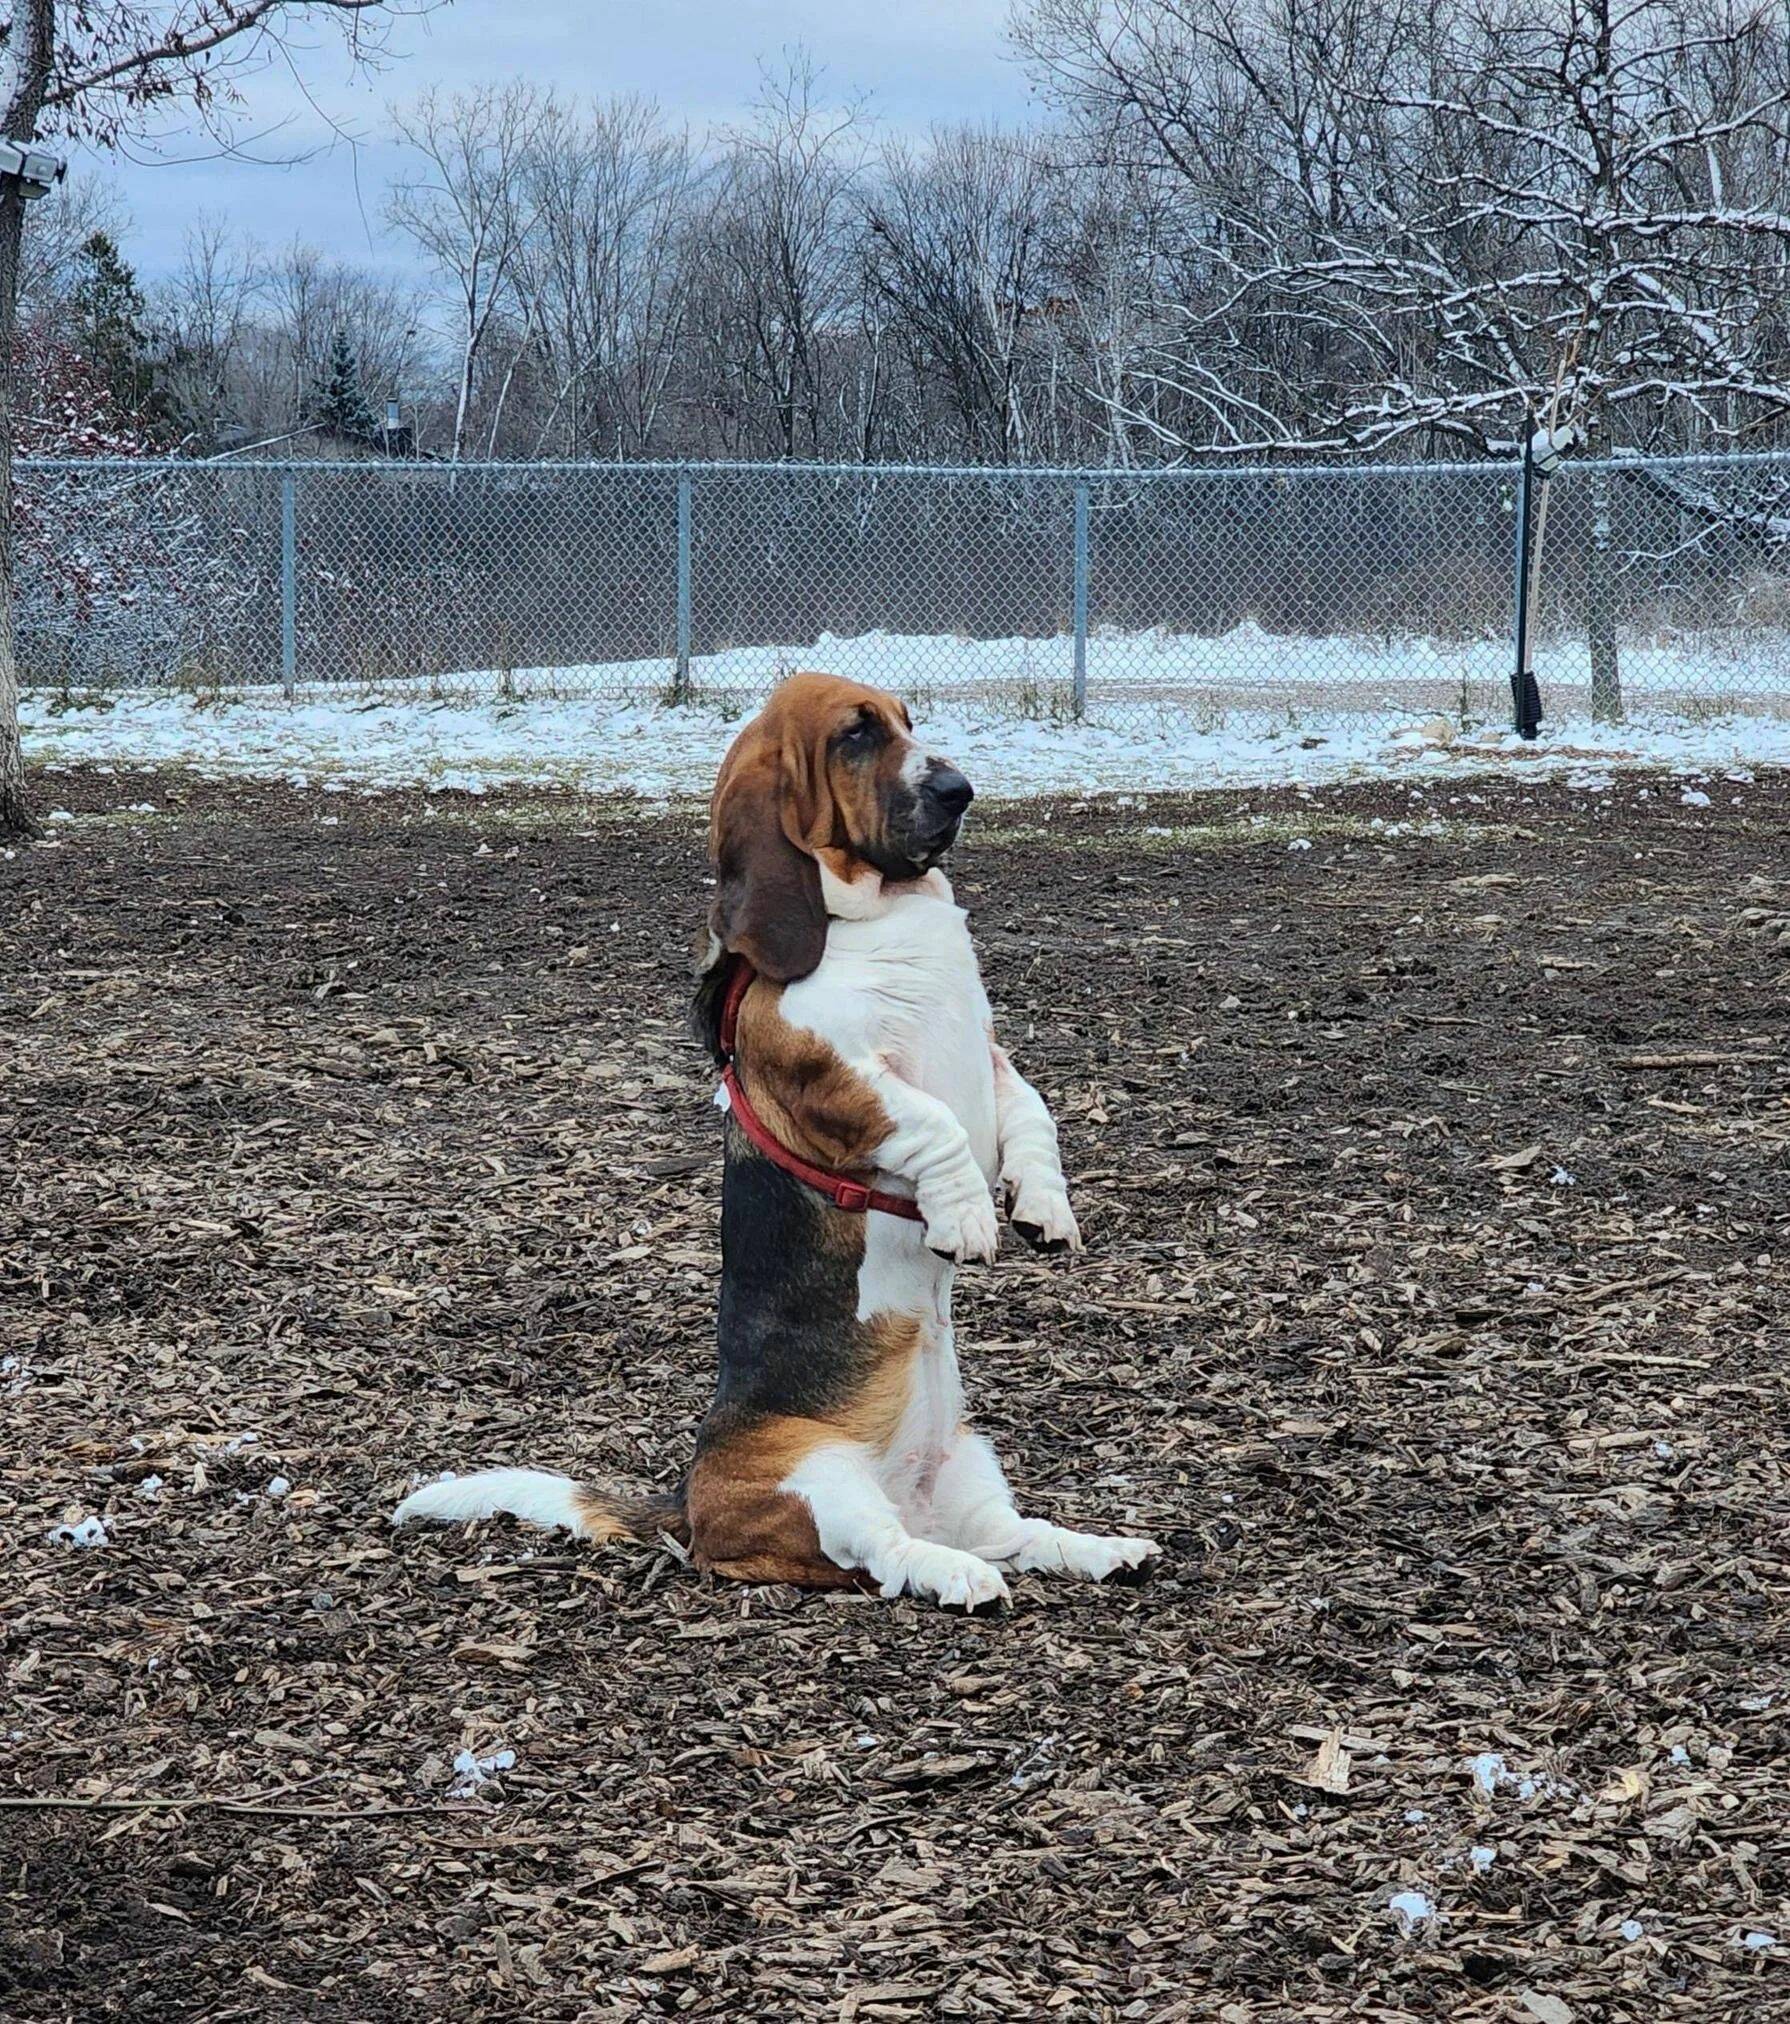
<box><xmin>469</xmin><ymin>620</ymin><xmax>1790</xmax><ymax>701</ymax></box>
<box><xmin>69</xmin><ymin>621</ymin><xmax>1790</xmax><ymax>703</ymax></box>
<box><xmin>21</xmin><ymin>682</ymin><xmax>1790</xmax><ymax>802</ymax></box>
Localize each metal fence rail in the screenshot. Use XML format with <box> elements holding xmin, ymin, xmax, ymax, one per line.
<box><xmin>17</xmin><ymin>451</ymin><xmax>1790</xmax><ymax>730</ymax></box>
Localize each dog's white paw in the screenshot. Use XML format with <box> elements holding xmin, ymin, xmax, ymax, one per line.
<box><xmin>1004</xmin><ymin>1171</ymin><xmax>1082</xmax><ymax>1253</ymax></box>
<box><xmin>920</xmin><ymin>1182</ymin><xmax>1000</xmax><ymax>1265</ymax></box>
<box><xmin>880</xmin><ymin>1540</ymin><xmax>1009</xmax><ymax>1610</ymax></box>
<box><xmin>1007</xmin><ymin>1526</ymin><xmax>1161</xmax><ymax>1582</ymax></box>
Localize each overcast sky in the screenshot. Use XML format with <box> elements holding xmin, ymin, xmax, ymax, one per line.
<box><xmin>77</xmin><ymin>0</ymin><xmax>1038</xmax><ymax>282</ymax></box>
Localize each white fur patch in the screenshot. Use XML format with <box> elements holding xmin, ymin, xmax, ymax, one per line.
<box><xmin>392</xmin><ymin>1467</ymin><xmax>586</xmax><ymax>1536</ymax></box>
<box><xmin>782</xmin><ymin>1442</ymin><xmax>1007</xmax><ymax>1606</ymax></box>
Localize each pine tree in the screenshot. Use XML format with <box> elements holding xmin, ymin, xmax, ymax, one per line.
<box><xmin>70</xmin><ymin>231</ymin><xmax>159</xmax><ymax>422</ymax></box>
<box><xmin>309</xmin><ymin>327</ymin><xmax>380</xmax><ymax>442</ymax></box>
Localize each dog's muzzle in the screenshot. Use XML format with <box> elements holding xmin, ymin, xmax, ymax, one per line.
<box><xmin>914</xmin><ymin>765</ymin><xmax>974</xmax><ymax>858</ymax></box>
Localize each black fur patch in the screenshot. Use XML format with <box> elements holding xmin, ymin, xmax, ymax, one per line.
<box><xmin>692</xmin><ymin>1120</ymin><xmax>888</xmax><ymax>1465</ymax></box>
<box><xmin>690</xmin><ymin>960</ymin><xmax>732</xmax><ymax>1065</ymax></box>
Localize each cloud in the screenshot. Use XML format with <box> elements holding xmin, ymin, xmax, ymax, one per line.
<box><xmin>70</xmin><ymin>0</ymin><xmax>1034</xmax><ymax>279</ymax></box>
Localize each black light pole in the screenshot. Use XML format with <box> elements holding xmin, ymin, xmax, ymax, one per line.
<box><xmin>1511</xmin><ymin>429</ymin><xmax>1543</xmax><ymax>740</ymax></box>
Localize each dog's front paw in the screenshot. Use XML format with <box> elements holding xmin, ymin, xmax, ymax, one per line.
<box><xmin>1009</xmin><ymin>1526</ymin><xmax>1161</xmax><ymax>1583</ymax></box>
<box><xmin>1005</xmin><ymin>1172</ymin><xmax>1082</xmax><ymax>1253</ymax></box>
<box><xmin>921</xmin><ymin>1182</ymin><xmax>1000</xmax><ymax>1265</ymax></box>
<box><xmin>880</xmin><ymin>1541</ymin><xmax>1010</xmax><ymax>1611</ymax></box>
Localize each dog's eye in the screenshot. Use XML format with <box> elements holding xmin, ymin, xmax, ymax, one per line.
<box><xmin>836</xmin><ymin>717</ymin><xmax>881</xmax><ymax>754</ymax></box>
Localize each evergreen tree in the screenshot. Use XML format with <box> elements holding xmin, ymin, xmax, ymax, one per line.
<box><xmin>309</xmin><ymin>326</ymin><xmax>380</xmax><ymax>441</ymax></box>
<box><xmin>70</xmin><ymin>231</ymin><xmax>159</xmax><ymax>421</ymax></box>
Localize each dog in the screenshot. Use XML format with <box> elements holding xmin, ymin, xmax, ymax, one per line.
<box><xmin>394</xmin><ymin>673</ymin><xmax>1160</xmax><ymax>1606</ymax></box>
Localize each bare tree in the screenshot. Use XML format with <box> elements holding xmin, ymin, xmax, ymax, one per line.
<box><xmin>867</xmin><ymin>126</ymin><xmax>1057</xmax><ymax>463</ymax></box>
<box><xmin>1</xmin><ymin>0</ymin><xmax>433</xmax><ymax>837</ymax></box>
<box><xmin>17</xmin><ymin>171</ymin><xmax>124</xmax><ymax>319</ymax></box>
<box><xmin>151</xmin><ymin>219</ymin><xmax>262</xmax><ymax>449</ymax></box>
<box><xmin>1018</xmin><ymin>0</ymin><xmax>1790</xmax><ymax>716</ymax></box>
<box><xmin>513</xmin><ymin>95</ymin><xmax>696</xmax><ymax>458</ymax></box>
<box><xmin>387</xmin><ymin>83</ymin><xmax>544</xmax><ymax>464</ymax></box>
<box><xmin>689</xmin><ymin>58</ymin><xmax>867</xmax><ymax>460</ymax></box>
<box><xmin>146</xmin><ymin>227</ymin><xmax>427</xmax><ymax>451</ymax></box>
<box><xmin>1017</xmin><ymin>0</ymin><xmax>1790</xmax><ymax>458</ymax></box>
<box><xmin>0</xmin><ymin>0</ymin><xmax>53</xmax><ymax>835</ymax></box>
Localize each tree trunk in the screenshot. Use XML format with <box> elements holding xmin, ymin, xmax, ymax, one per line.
<box><xmin>0</xmin><ymin>1</ymin><xmax>55</xmax><ymax>837</ymax></box>
<box><xmin>0</xmin><ymin>180</ymin><xmax>31</xmax><ymax>837</ymax></box>
<box><xmin>1587</xmin><ymin>462</ymin><xmax>1622</xmax><ymax>724</ymax></box>
<box><xmin>451</xmin><ymin>325</ymin><xmax>474</xmax><ymax>463</ymax></box>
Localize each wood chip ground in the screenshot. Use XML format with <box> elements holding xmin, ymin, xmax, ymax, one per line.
<box><xmin>3</xmin><ymin>764</ymin><xmax>1786</xmax><ymax>2020</ymax></box>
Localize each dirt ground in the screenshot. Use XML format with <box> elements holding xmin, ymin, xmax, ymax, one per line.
<box><xmin>3</xmin><ymin>760</ymin><xmax>1787</xmax><ymax>2023</ymax></box>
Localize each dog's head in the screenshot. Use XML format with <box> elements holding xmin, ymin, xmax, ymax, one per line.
<box><xmin>699</xmin><ymin>671</ymin><xmax>973</xmax><ymax>994</ymax></box>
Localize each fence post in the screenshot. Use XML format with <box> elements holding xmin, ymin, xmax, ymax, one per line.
<box><xmin>674</xmin><ymin>470</ymin><xmax>692</xmax><ymax>704</ymax></box>
<box><xmin>1072</xmin><ymin>479</ymin><xmax>1090</xmax><ymax>718</ymax></box>
<box><xmin>280</xmin><ymin>471</ymin><xmax>297</xmax><ymax>699</ymax></box>
<box><xmin>1510</xmin><ymin>436</ymin><xmax>1541</xmax><ymax>739</ymax></box>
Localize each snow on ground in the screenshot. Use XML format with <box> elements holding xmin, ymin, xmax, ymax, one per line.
<box><xmin>448</xmin><ymin>1747</ymin><xmax>516</xmax><ymax>1799</ymax></box>
<box><xmin>1388</xmin><ymin>1889</ymin><xmax>1439</xmax><ymax>1933</ymax></box>
<box><xmin>533</xmin><ymin>619</ymin><xmax>1787</xmax><ymax>720</ymax></box>
<box><xmin>22</xmin><ymin>666</ymin><xmax>1790</xmax><ymax>803</ymax></box>
<box><xmin>180</xmin><ymin>623</ymin><xmax>1786</xmax><ymax>706</ymax></box>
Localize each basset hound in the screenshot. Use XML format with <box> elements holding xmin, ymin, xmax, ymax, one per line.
<box><xmin>395</xmin><ymin>673</ymin><xmax>1160</xmax><ymax>1607</ymax></box>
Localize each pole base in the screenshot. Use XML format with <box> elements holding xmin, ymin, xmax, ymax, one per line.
<box><xmin>1511</xmin><ymin>670</ymin><xmax>1543</xmax><ymax>741</ymax></box>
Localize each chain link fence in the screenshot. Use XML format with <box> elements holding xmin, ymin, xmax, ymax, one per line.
<box><xmin>16</xmin><ymin>451</ymin><xmax>1790</xmax><ymax>731</ymax></box>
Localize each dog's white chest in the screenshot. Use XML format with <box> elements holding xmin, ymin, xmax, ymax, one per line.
<box><xmin>820</xmin><ymin>890</ymin><xmax>1000</xmax><ymax>1177</ymax></box>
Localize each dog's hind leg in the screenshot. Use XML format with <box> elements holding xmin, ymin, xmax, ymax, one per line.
<box><xmin>925</xmin><ymin>1431</ymin><xmax>1160</xmax><ymax>1582</ymax></box>
<box><xmin>779</xmin><ymin>1441</ymin><xmax>1009</xmax><ymax>1609</ymax></box>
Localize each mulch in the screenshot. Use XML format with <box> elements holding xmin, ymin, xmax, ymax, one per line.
<box><xmin>2</xmin><ymin>761</ymin><xmax>1787</xmax><ymax>2022</ymax></box>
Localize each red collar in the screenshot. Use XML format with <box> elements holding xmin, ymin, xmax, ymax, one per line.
<box><xmin>717</xmin><ymin>959</ymin><xmax>924</xmax><ymax>1221</ymax></box>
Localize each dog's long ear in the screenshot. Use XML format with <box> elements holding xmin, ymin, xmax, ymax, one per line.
<box><xmin>707</xmin><ymin>739</ymin><xmax>827</xmax><ymax>985</ymax></box>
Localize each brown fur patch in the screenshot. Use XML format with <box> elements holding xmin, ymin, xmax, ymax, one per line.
<box><xmin>572</xmin><ymin>1488</ymin><xmax>691</xmax><ymax>1547</ymax></box>
<box><xmin>687</xmin><ymin>1418</ymin><xmax>859</xmax><ymax>1590</ymax></box>
<box><xmin>751</xmin><ymin>672</ymin><xmax>913</xmax><ymax>869</ymax></box>
<box><xmin>686</xmin><ymin>1322</ymin><xmax>919</xmax><ymax>1588</ymax></box>
<box><xmin>840</xmin><ymin>1313</ymin><xmax>921</xmax><ymax>1451</ymax></box>
<box><xmin>734</xmin><ymin>978</ymin><xmax>893</xmax><ymax>1173</ymax></box>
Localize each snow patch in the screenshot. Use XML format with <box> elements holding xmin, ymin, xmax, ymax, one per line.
<box><xmin>46</xmin><ymin>1515</ymin><xmax>109</xmax><ymax>1548</ymax></box>
<box><xmin>22</xmin><ymin>668</ymin><xmax>1790</xmax><ymax>803</ymax></box>
<box><xmin>449</xmin><ymin>1746</ymin><xmax>516</xmax><ymax>1798</ymax></box>
<box><xmin>1389</xmin><ymin>1889</ymin><xmax>1438</xmax><ymax>1932</ymax></box>
<box><xmin>1466</xmin><ymin>1751</ymin><xmax>1564</xmax><ymax>1801</ymax></box>
<box><xmin>1467</xmin><ymin>1751</ymin><xmax>1508</xmax><ymax>1796</ymax></box>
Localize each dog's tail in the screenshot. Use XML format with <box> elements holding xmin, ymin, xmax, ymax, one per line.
<box><xmin>392</xmin><ymin>1468</ymin><xmax>689</xmax><ymax>1547</ymax></box>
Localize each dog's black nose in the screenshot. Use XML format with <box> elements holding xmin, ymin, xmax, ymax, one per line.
<box><xmin>927</xmin><ymin>767</ymin><xmax>974</xmax><ymax>816</ymax></box>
